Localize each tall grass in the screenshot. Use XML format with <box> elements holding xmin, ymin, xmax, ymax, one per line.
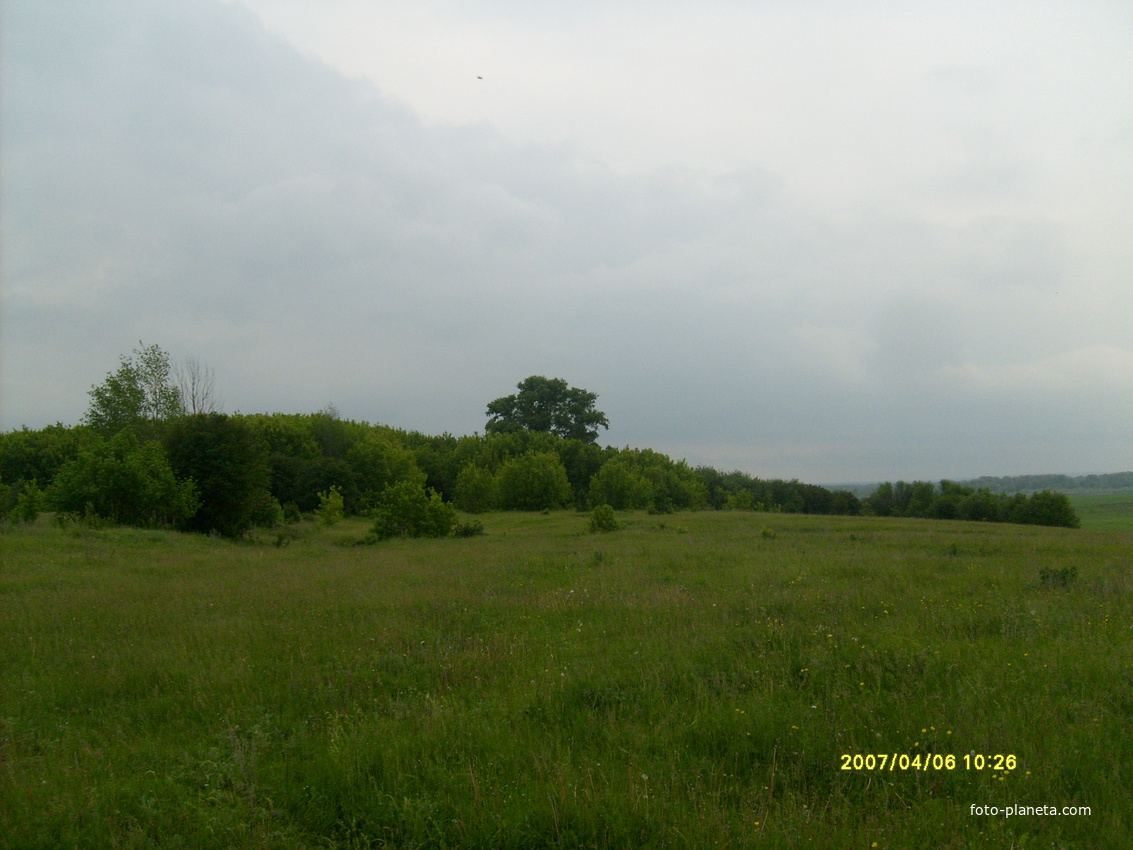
<box><xmin>2</xmin><ymin>512</ymin><xmax>1130</xmax><ymax>847</ymax></box>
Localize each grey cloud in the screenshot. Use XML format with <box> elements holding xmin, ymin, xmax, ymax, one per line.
<box><xmin>3</xmin><ymin>0</ymin><xmax>1129</xmax><ymax>483</ymax></box>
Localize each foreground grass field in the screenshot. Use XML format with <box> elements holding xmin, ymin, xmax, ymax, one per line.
<box><xmin>2</xmin><ymin>511</ymin><xmax>1130</xmax><ymax>848</ymax></box>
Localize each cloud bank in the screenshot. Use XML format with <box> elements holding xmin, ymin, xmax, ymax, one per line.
<box><xmin>3</xmin><ymin>0</ymin><xmax>1131</xmax><ymax>482</ymax></box>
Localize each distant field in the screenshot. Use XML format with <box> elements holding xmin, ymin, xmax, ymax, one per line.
<box><xmin>2</xmin><ymin>512</ymin><xmax>1130</xmax><ymax>848</ymax></box>
<box><xmin>1069</xmin><ymin>492</ymin><xmax>1133</xmax><ymax>532</ymax></box>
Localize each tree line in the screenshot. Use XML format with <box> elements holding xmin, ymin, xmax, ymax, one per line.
<box><xmin>0</xmin><ymin>344</ymin><xmax>1079</xmax><ymax>535</ymax></box>
<box><xmin>959</xmin><ymin>472</ymin><xmax>1133</xmax><ymax>495</ymax></box>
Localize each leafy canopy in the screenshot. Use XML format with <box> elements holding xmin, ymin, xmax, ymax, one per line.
<box><xmin>48</xmin><ymin>430</ymin><xmax>199</xmax><ymax>527</ymax></box>
<box><xmin>163</xmin><ymin>412</ymin><xmax>272</xmax><ymax>537</ymax></box>
<box><xmin>485</xmin><ymin>376</ymin><xmax>609</xmax><ymax>444</ymax></box>
<box><xmin>84</xmin><ymin>342</ymin><xmax>183</xmax><ymax>434</ymax></box>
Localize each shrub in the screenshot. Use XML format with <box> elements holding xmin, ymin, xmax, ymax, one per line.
<box><xmin>49</xmin><ymin>431</ymin><xmax>198</xmax><ymax>528</ymax></box>
<box><xmin>15</xmin><ymin>480</ymin><xmax>42</xmax><ymax>524</ymax></box>
<box><xmin>1018</xmin><ymin>491</ymin><xmax>1080</xmax><ymax>529</ymax></box>
<box><xmin>250</xmin><ymin>494</ymin><xmax>284</xmax><ymax>529</ymax></box>
<box><xmin>453</xmin><ymin>519</ymin><xmax>486</xmax><ymax>537</ymax></box>
<box><xmin>589</xmin><ymin>503</ymin><xmax>620</xmax><ymax>533</ymax></box>
<box><xmin>317</xmin><ymin>485</ymin><xmax>345</xmax><ymax>527</ymax></box>
<box><xmin>281</xmin><ymin>502</ymin><xmax>302</xmax><ymax>524</ymax></box>
<box><xmin>370</xmin><ymin>480</ymin><xmax>457</xmax><ymax>540</ymax></box>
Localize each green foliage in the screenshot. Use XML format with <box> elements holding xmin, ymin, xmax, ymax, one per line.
<box><xmin>316</xmin><ymin>485</ymin><xmax>345</xmax><ymax>527</ymax></box>
<box><xmin>1014</xmin><ymin>490</ymin><xmax>1080</xmax><ymax>529</ymax></box>
<box><xmin>369</xmin><ymin>481</ymin><xmax>457</xmax><ymax>540</ymax></box>
<box><xmin>963</xmin><ymin>471</ymin><xmax>1133</xmax><ymax>494</ymax></box>
<box><xmin>555</xmin><ymin>438</ymin><xmax>608</xmax><ymax>508</ymax></box>
<box><xmin>239</xmin><ymin>412</ymin><xmax>323</xmax><ymax>459</ymax></box>
<box><xmin>403</xmin><ymin>431</ymin><xmax>464</xmax><ymax>501</ymax></box>
<box><xmin>588</xmin><ymin>503</ymin><xmax>620</xmax><ymax>532</ymax></box>
<box><xmin>249</xmin><ymin>494</ymin><xmax>284</xmax><ymax>529</ymax></box>
<box><xmin>453</xmin><ymin>463</ymin><xmax>499</xmax><ymax>513</ymax></box>
<box><xmin>696</xmin><ymin>467</ymin><xmax>856</xmax><ymax>516</ymax></box>
<box><xmin>723</xmin><ymin>489</ymin><xmax>760</xmax><ymax>511</ymax></box>
<box><xmin>589</xmin><ymin>448</ymin><xmax>706</xmax><ymax>512</ymax></box>
<box><xmin>866</xmin><ymin>480</ymin><xmax>1080</xmax><ymax>529</ymax></box>
<box><xmin>587</xmin><ymin>458</ymin><xmax>651</xmax><ymax>510</ymax></box>
<box><xmin>83</xmin><ymin>342</ymin><xmax>183</xmax><ymax>435</ymax></box>
<box><xmin>346</xmin><ymin>432</ymin><xmax>424</xmax><ymax>511</ymax></box>
<box><xmin>0</xmin><ymin>479</ymin><xmax>14</xmax><ymax>521</ymax></box>
<box><xmin>48</xmin><ymin>431</ymin><xmax>198</xmax><ymax>527</ymax></box>
<box><xmin>496</xmin><ymin>451</ymin><xmax>572</xmax><ymax>511</ymax></box>
<box><xmin>486</xmin><ymin>376</ymin><xmax>609</xmax><ymax>443</ymax></box>
<box><xmin>0</xmin><ymin>424</ymin><xmax>97</xmax><ymax>486</ymax></box>
<box><xmin>453</xmin><ymin>519</ymin><xmax>486</xmax><ymax>537</ymax></box>
<box><xmin>15</xmin><ymin>480</ymin><xmax>42</xmax><ymax>524</ymax></box>
<box><xmin>164</xmin><ymin>413</ymin><xmax>272</xmax><ymax>538</ymax></box>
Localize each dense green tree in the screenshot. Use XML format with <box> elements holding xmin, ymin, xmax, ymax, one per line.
<box><xmin>957</xmin><ymin>488</ymin><xmax>1002</xmax><ymax>522</ymax></box>
<box><xmin>370</xmin><ymin>480</ymin><xmax>457</xmax><ymax>540</ymax></box>
<box><xmin>587</xmin><ymin>458</ymin><xmax>652</xmax><ymax>510</ymax></box>
<box><xmin>84</xmin><ymin>342</ymin><xmax>183</xmax><ymax>434</ymax></box>
<box><xmin>862</xmin><ymin>480</ymin><xmax>1078</xmax><ymax>528</ymax></box>
<box><xmin>164</xmin><ymin>413</ymin><xmax>272</xmax><ymax>537</ymax></box>
<box><xmin>497</xmin><ymin>451</ymin><xmax>572</xmax><ymax>511</ymax></box>
<box><xmin>486</xmin><ymin>376</ymin><xmax>609</xmax><ymax>443</ymax></box>
<box><xmin>1015</xmin><ymin>490</ymin><xmax>1080</xmax><ymax>528</ymax></box>
<box><xmin>555</xmin><ymin>439</ymin><xmax>609</xmax><ymax>508</ymax></box>
<box><xmin>630</xmin><ymin>450</ymin><xmax>707</xmax><ymax>512</ymax></box>
<box><xmin>403</xmin><ymin>431</ymin><xmax>463</xmax><ymax>501</ymax></box>
<box><xmin>346</xmin><ymin>431</ymin><xmax>425</xmax><ymax>511</ymax></box>
<box><xmin>48</xmin><ymin>431</ymin><xmax>198</xmax><ymax>527</ymax></box>
<box><xmin>267</xmin><ymin>453</ymin><xmax>355</xmax><ymax>514</ymax></box>
<box><xmin>453</xmin><ymin>464</ymin><xmax>499</xmax><ymax>513</ymax></box>
<box><xmin>0</xmin><ymin>424</ymin><xmax>97</xmax><ymax>485</ymax></box>
<box><xmin>239</xmin><ymin>413</ymin><xmax>323</xmax><ymax>458</ymax></box>
<box><xmin>865</xmin><ymin>482</ymin><xmax>895</xmax><ymax>517</ymax></box>
<box><xmin>316</xmin><ymin>485</ymin><xmax>345</xmax><ymax>527</ymax></box>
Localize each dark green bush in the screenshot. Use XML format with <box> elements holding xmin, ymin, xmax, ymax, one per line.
<box><xmin>453</xmin><ymin>519</ymin><xmax>486</xmax><ymax>537</ymax></box>
<box><xmin>454</xmin><ymin>464</ymin><xmax>498</xmax><ymax>513</ymax></box>
<box><xmin>589</xmin><ymin>504</ymin><xmax>620</xmax><ymax>533</ymax></box>
<box><xmin>497</xmin><ymin>451</ymin><xmax>572</xmax><ymax>511</ymax></box>
<box><xmin>49</xmin><ymin>431</ymin><xmax>198</xmax><ymax>528</ymax></box>
<box><xmin>164</xmin><ymin>413</ymin><xmax>272</xmax><ymax>537</ymax></box>
<box><xmin>370</xmin><ymin>480</ymin><xmax>457</xmax><ymax>540</ymax></box>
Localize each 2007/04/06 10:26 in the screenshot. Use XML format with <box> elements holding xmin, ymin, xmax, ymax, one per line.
<box><xmin>841</xmin><ymin>753</ymin><xmax>1018</xmax><ymax>772</ymax></box>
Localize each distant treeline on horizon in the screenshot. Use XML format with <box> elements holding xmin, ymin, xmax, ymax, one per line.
<box><xmin>960</xmin><ymin>472</ymin><xmax>1133</xmax><ymax>495</ymax></box>
<box><xmin>837</xmin><ymin>472</ymin><xmax>1133</xmax><ymax>498</ymax></box>
<box><xmin>2</xmin><ymin>410</ymin><xmax>1082</xmax><ymax>534</ymax></box>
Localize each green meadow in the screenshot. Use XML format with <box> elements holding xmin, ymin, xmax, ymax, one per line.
<box><xmin>1069</xmin><ymin>492</ymin><xmax>1133</xmax><ymax>533</ymax></box>
<box><xmin>2</xmin><ymin>512</ymin><xmax>1130</xmax><ymax>848</ymax></box>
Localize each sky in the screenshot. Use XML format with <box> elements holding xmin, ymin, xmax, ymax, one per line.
<box><xmin>2</xmin><ymin>0</ymin><xmax>1131</xmax><ymax>483</ymax></box>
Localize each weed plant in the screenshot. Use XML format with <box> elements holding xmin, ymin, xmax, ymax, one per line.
<box><xmin>2</xmin><ymin>512</ymin><xmax>1130</xmax><ymax>847</ymax></box>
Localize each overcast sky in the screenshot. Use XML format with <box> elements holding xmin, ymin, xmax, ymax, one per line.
<box><xmin>3</xmin><ymin>0</ymin><xmax>1131</xmax><ymax>483</ymax></box>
